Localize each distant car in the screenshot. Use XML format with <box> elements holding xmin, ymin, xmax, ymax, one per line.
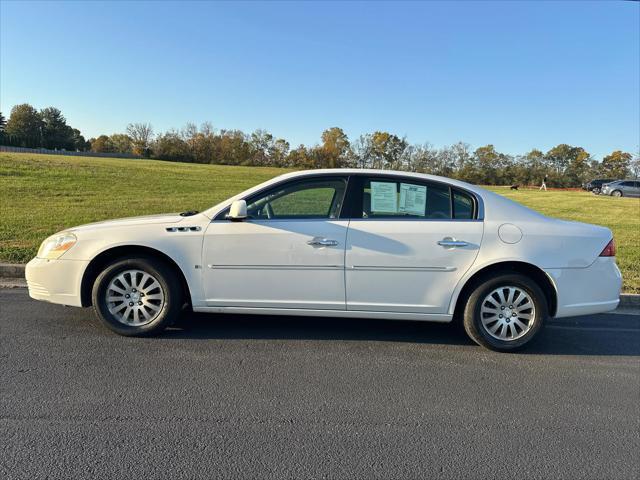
<box><xmin>26</xmin><ymin>169</ymin><xmax>622</xmax><ymax>352</ymax></box>
<box><xmin>583</xmin><ymin>178</ymin><xmax>616</xmax><ymax>194</ymax></box>
<box><xmin>600</xmin><ymin>180</ymin><xmax>640</xmax><ymax>198</ymax></box>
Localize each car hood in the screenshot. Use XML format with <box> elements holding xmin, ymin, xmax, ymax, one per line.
<box><xmin>67</xmin><ymin>213</ymin><xmax>187</xmax><ymax>232</ymax></box>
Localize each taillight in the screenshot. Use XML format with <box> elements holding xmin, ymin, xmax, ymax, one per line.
<box><xmin>599</xmin><ymin>239</ymin><xmax>616</xmax><ymax>257</ymax></box>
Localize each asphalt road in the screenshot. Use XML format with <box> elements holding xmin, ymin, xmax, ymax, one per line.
<box><xmin>1</xmin><ymin>289</ymin><xmax>639</xmax><ymax>480</ymax></box>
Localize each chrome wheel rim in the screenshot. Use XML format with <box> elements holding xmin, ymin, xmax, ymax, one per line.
<box><xmin>105</xmin><ymin>269</ymin><xmax>165</xmax><ymax>326</ymax></box>
<box><xmin>480</xmin><ymin>286</ymin><xmax>535</xmax><ymax>341</ymax></box>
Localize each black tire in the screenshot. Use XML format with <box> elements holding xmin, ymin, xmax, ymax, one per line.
<box><xmin>462</xmin><ymin>273</ymin><xmax>547</xmax><ymax>352</ymax></box>
<box><xmin>592</xmin><ymin>187</ymin><xmax>600</xmax><ymax>195</ymax></box>
<box><xmin>92</xmin><ymin>256</ymin><xmax>183</xmax><ymax>336</ymax></box>
<box><xmin>612</xmin><ymin>190</ymin><xmax>623</xmax><ymax>197</ymax></box>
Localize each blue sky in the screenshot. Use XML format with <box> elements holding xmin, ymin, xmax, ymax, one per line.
<box><xmin>1</xmin><ymin>1</ymin><xmax>638</xmax><ymax>159</ymax></box>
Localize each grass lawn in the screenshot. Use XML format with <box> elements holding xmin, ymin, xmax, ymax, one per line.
<box><xmin>1</xmin><ymin>152</ymin><xmax>638</xmax><ymax>292</ymax></box>
<box><xmin>0</xmin><ymin>153</ymin><xmax>289</xmax><ymax>262</ymax></box>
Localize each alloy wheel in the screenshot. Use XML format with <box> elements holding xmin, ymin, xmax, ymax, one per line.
<box><xmin>105</xmin><ymin>269</ymin><xmax>165</xmax><ymax>326</ymax></box>
<box><xmin>480</xmin><ymin>286</ymin><xmax>535</xmax><ymax>341</ymax></box>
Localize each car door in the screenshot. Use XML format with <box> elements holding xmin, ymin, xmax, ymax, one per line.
<box><xmin>618</xmin><ymin>181</ymin><xmax>634</xmax><ymax>196</ymax></box>
<box><xmin>344</xmin><ymin>175</ymin><xmax>483</xmax><ymax>314</ymax></box>
<box><xmin>202</xmin><ymin>175</ymin><xmax>349</xmax><ymax>310</ymax></box>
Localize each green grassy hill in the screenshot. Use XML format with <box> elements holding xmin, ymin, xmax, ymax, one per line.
<box><xmin>1</xmin><ymin>152</ymin><xmax>638</xmax><ymax>292</ymax></box>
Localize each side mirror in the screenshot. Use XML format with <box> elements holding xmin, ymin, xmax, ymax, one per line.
<box><xmin>228</xmin><ymin>200</ymin><xmax>248</xmax><ymax>221</ymax></box>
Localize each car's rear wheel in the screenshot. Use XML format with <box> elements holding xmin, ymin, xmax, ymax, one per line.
<box><xmin>92</xmin><ymin>256</ymin><xmax>183</xmax><ymax>336</ymax></box>
<box><xmin>612</xmin><ymin>190</ymin><xmax>623</xmax><ymax>197</ymax></box>
<box><xmin>463</xmin><ymin>274</ymin><xmax>547</xmax><ymax>351</ymax></box>
<box><xmin>592</xmin><ymin>187</ymin><xmax>601</xmax><ymax>194</ymax></box>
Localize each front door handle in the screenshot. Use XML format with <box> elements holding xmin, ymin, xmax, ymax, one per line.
<box><xmin>438</xmin><ymin>237</ymin><xmax>469</xmax><ymax>248</ymax></box>
<box><xmin>307</xmin><ymin>237</ymin><xmax>339</xmax><ymax>247</ymax></box>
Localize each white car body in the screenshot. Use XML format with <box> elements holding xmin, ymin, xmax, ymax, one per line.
<box><xmin>26</xmin><ymin>169</ymin><xmax>622</xmax><ymax>324</ymax></box>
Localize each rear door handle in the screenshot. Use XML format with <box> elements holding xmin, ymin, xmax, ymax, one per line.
<box><xmin>307</xmin><ymin>237</ymin><xmax>339</xmax><ymax>247</ymax></box>
<box><xmin>438</xmin><ymin>237</ymin><xmax>469</xmax><ymax>248</ymax></box>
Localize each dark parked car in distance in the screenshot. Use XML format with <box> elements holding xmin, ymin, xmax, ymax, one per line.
<box><xmin>582</xmin><ymin>178</ymin><xmax>616</xmax><ymax>194</ymax></box>
<box><xmin>600</xmin><ymin>180</ymin><xmax>640</xmax><ymax>198</ymax></box>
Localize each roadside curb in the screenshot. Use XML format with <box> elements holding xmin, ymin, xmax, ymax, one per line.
<box><xmin>619</xmin><ymin>294</ymin><xmax>640</xmax><ymax>308</ymax></box>
<box><xmin>0</xmin><ymin>263</ymin><xmax>25</xmax><ymax>277</ymax></box>
<box><xmin>1</xmin><ymin>263</ymin><xmax>639</xmax><ymax>307</ymax></box>
<box><xmin>0</xmin><ymin>278</ymin><xmax>26</xmax><ymax>288</ymax></box>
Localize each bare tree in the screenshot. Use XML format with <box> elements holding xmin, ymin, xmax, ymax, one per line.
<box><xmin>126</xmin><ymin>123</ymin><xmax>154</xmax><ymax>156</ymax></box>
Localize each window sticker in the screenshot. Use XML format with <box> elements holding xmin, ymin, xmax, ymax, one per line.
<box><xmin>370</xmin><ymin>181</ymin><xmax>398</xmax><ymax>213</ymax></box>
<box><xmin>399</xmin><ymin>183</ymin><xmax>426</xmax><ymax>216</ymax></box>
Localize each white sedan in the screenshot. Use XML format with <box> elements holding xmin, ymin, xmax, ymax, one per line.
<box><xmin>26</xmin><ymin>169</ymin><xmax>622</xmax><ymax>351</ymax></box>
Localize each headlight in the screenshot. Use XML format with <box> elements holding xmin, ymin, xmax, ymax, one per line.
<box><xmin>37</xmin><ymin>232</ymin><xmax>77</xmax><ymax>259</ymax></box>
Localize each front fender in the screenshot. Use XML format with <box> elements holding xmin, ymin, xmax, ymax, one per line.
<box><xmin>65</xmin><ymin>223</ymin><xmax>208</xmax><ymax>307</ymax></box>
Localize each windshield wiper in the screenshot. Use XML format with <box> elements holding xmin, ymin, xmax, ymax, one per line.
<box><xmin>179</xmin><ymin>210</ymin><xmax>199</xmax><ymax>217</ymax></box>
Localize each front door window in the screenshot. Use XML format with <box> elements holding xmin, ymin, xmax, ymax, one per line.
<box><xmin>246</xmin><ymin>178</ymin><xmax>347</xmax><ymax>220</ymax></box>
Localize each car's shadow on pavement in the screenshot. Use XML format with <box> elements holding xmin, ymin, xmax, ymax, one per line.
<box><xmin>165</xmin><ymin>310</ymin><xmax>640</xmax><ymax>356</ymax></box>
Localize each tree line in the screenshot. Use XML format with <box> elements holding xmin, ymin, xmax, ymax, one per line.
<box><xmin>0</xmin><ymin>104</ymin><xmax>88</xmax><ymax>151</ymax></box>
<box><xmin>1</xmin><ymin>103</ymin><xmax>637</xmax><ymax>187</ymax></box>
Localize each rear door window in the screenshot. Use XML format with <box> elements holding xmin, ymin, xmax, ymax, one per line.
<box><xmin>359</xmin><ymin>178</ymin><xmax>452</xmax><ymax>219</ymax></box>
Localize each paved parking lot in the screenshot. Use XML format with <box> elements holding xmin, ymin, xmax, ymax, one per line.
<box><xmin>1</xmin><ymin>288</ymin><xmax>639</xmax><ymax>479</ymax></box>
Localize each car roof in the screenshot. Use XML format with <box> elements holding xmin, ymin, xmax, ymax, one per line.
<box><xmin>274</xmin><ymin>168</ymin><xmax>487</xmax><ymax>195</ymax></box>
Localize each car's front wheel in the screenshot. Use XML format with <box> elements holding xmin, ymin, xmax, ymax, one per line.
<box><xmin>92</xmin><ymin>256</ymin><xmax>183</xmax><ymax>336</ymax></box>
<box><xmin>611</xmin><ymin>190</ymin><xmax>623</xmax><ymax>197</ymax></box>
<box><xmin>462</xmin><ymin>274</ymin><xmax>547</xmax><ymax>351</ymax></box>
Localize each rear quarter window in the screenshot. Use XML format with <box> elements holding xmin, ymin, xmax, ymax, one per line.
<box><xmin>453</xmin><ymin>190</ymin><xmax>474</xmax><ymax>219</ymax></box>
